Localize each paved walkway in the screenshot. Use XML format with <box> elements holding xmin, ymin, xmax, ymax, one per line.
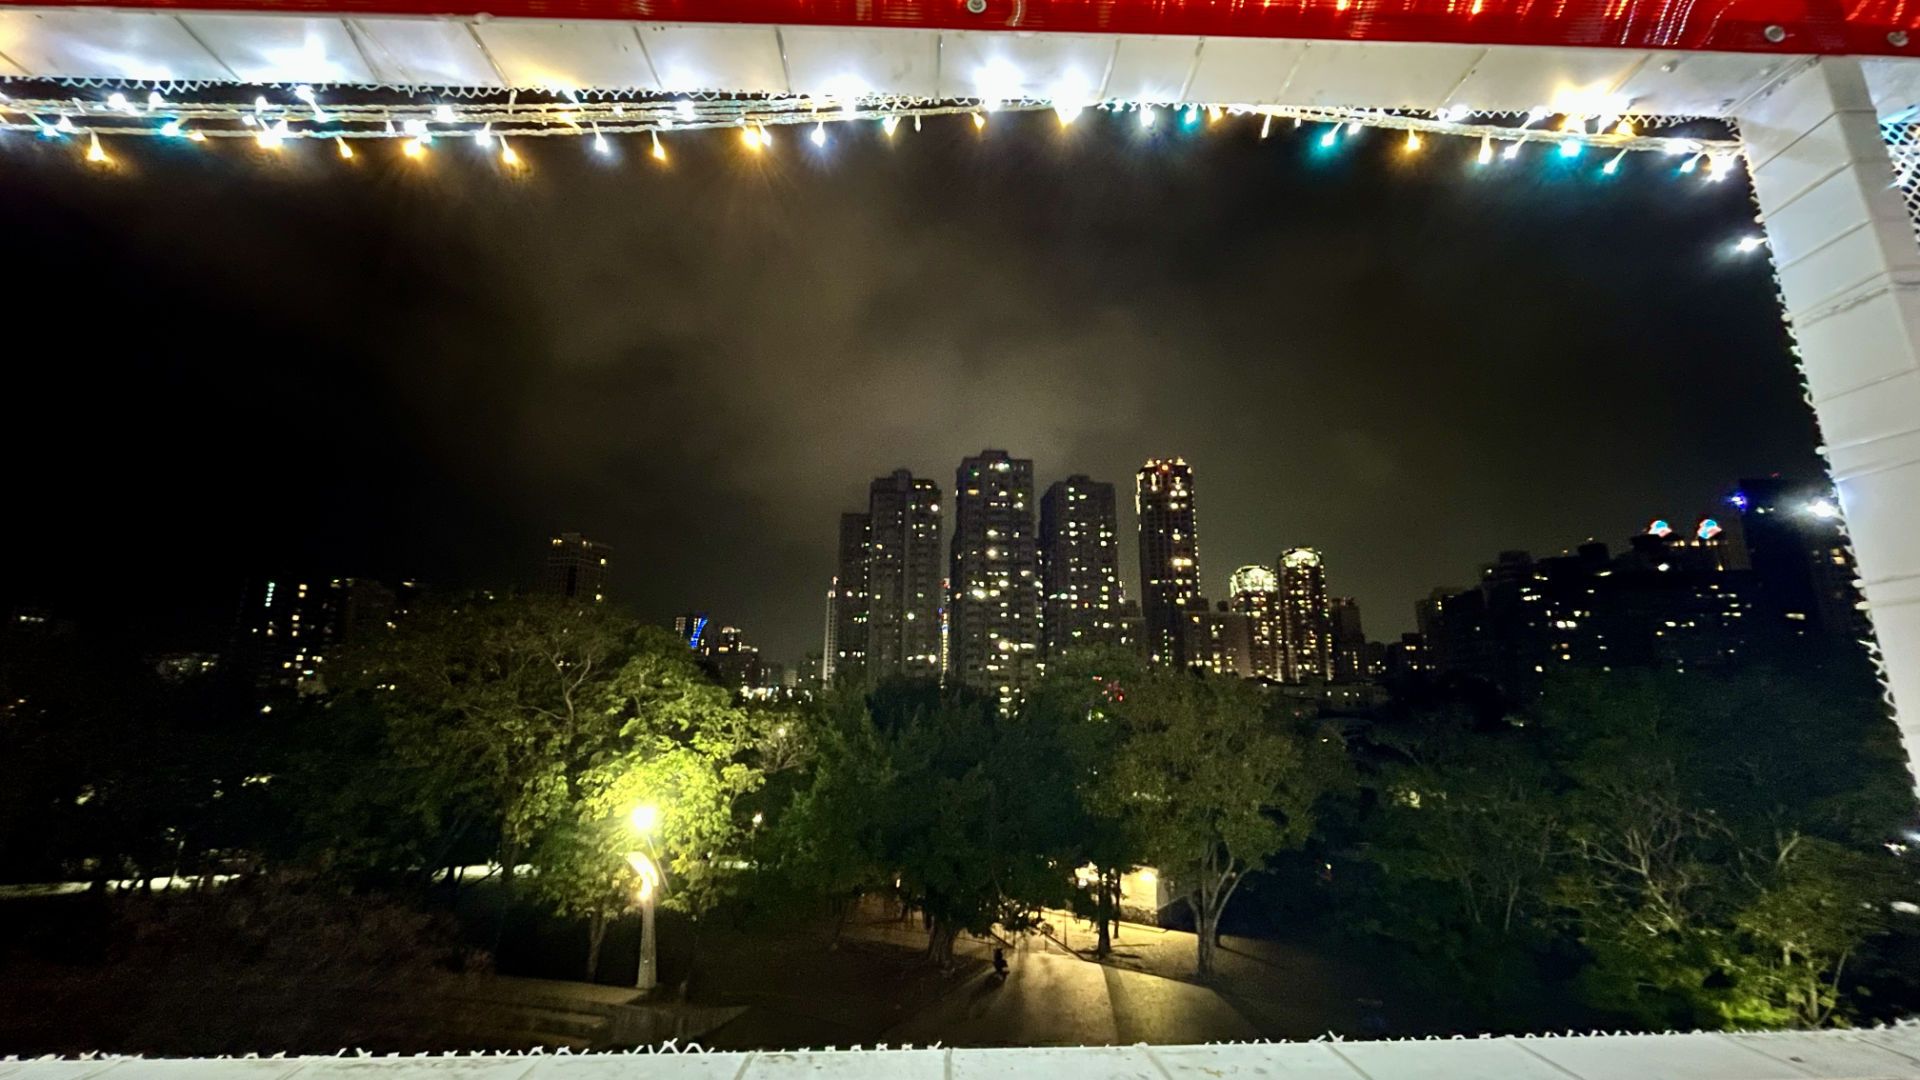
<box><xmin>881</xmin><ymin>951</ymin><xmax>1262</xmax><ymax>1047</ymax></box>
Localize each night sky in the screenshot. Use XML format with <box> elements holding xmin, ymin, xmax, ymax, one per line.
<box><xmin>0</xmin><ymin>110</ymin><xmax>1820</xmax><ymax>661</ymax></box>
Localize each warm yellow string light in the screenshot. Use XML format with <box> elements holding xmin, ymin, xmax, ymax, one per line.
<box><xmin>500</xmin><ymin>137</ymin><xmax>522</xmax><ymax>167</ymax></box>
<box><xmin>651</xmin><ymin>129</ymin><xmax>667</xmax><ymax>161</ymax></box>
<box><xmin>401</xmin><ymin>137</ymin><xmax>425</xmax><ymax>159</ymax></box>
<box><xmin>86</xmin><ymin>132</ymin><xmax>109</xmax><ymax>164</ymax></box>
<box><xmin>1404</xmin><ymin>130</ymin><xmax>1422</xmax><ymax>153</ymax></box>
<box><xmin>335</xmin><ymin>136</ymin><xmax>353</xmax><ymax>159</ymax></box>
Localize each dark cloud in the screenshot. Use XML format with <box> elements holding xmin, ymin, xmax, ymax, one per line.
<box><xmin>0</xmin><ymin>112</ymin><xmax>1816</xmax><ymax>658</ymax></box>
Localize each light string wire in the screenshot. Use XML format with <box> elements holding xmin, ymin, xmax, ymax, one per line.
<box><xmin>0</xmin><ymin>83</ymin><xmax>1742</xmax><ymax>156</ymax></box>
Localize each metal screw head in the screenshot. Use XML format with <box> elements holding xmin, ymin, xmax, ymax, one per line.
<box><xmin>1891</xmin><ymin>29</ymin><xmax>1911</xmax><ymax>46</ymax></box>
<box><xmin>965</xmin><ymin>0</ymin><xmax>988</xmax><ymax>12</ymax></box>
<box><xmin>1764</xmin><ymin>23</ymin><xmax>1787</xmax><ymax>42</ymax></box>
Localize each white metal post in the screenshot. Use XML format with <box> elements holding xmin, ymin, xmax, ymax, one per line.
<box><xmin>1740</xmin><ymin>57</ymin><xmax>1920</xmax><ymax>786</ymax></box>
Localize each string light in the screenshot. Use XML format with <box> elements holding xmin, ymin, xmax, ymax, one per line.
<box><xmin>436</xmin><ymin>103</ymin><xmax>456</xmax><ymax>123</ymax></box>
<box><xmin>1734</xmin><ymin>235</ymin><xmax>1766</xmax><ymax>253</ymax></box>
<box><xmin>593</xmin><ymin>123</ymin><xmax>610</xmax><ymax>154</ymax></box>
<box><xmin>1559</xmin><ymin>138</ymin><xmax>1583</xmax><ymax>158</ymax></box>
<box><xmin>1206</xmin><ymin>105</ymin><xmax>1224</xmax><ymax>124</ymax></box>
<box><xmin>973</xmin><ymin>111</ymin><xmax>987</xmax><ymax>130</ymax></box>
<box><xmin>86</xmin><ymin>132</ymin><xmax>109</xmax><ymax>164</ymax></box>
<box><xmin>1503</xmin><ymin>140</ymin><xmax>1522</xmax><ymax>160</ymax></box>
<box><xmin>882</xmin><ymin>114</ymin><xmax>901</xmax><ymax>136</ymax></box>
<box><xmin>1706</xmin><ymin>152</ymin><xmax>1736</xmax><ymax>181</ymax></box>
<box><xmin>811</xmin><ymin>120</ymin><xmax>827</xmax><ymax>145</ymax></box>
<box><xmin>159</xmin><ymin>118</ymin><xmax>183</xmax><ymax>138</ymax></box>
<box><xmin>651</xmin><ymin>130</ymin><xmax>667</xmax><ymax>161</ymax></box>
<box><xmin>475</xmin><ymin>122</ymin><xmax>493</xmax><ymax>146</ymax></box>
<box><xmin>146</xmin><ymin>91</ymin><xmax>164</xmax><ymax>111</ymax></box>
<box><xmin>500</xmin><ymin>137</ymin><xmax>522</xmax><ymax>167</ymax></box>
<box><xmin>402</xmin><ymin>136</ymin><xmax>425</xmax><ymax>159</ymax></box>
<box><xmin>1404</xmin><ymin>130</ymin><xmax>1422</xmax><ymax>153</ymax></box>
<box><xmin>914</xmin><ymin>116</ymin><xmax>922</xmax><ymax>132</ymax></box>
<box><xmin>1680</xmin><ymin>152</ymin><xmax>1703</xmax><ymax>174</ymax></box>
<box><xmin>336</xmin><ymin>135</ymin><xmax>353</xmax><ymax>159</ymax></box>
<box><xmin>55</xmin><ymin>116</ymin><xmax>76</xmax><ymax>134</ymax></box>
<box><xmin>758</xmin><ymin>123</ymin><xmax>773</xmax><ymax>148</ymax></box>
<box><xmin>1182</xmin><ymin>105</ymin><xmax>1199</xmax><ymax>127</ymax></box>
<box><xmin>187</xmin><ymin>130</ymin><xmax>206</xmax><ymax>143</ymax></box>
<box><xmin>1477</xmin><ymin>134</ymin><xmax>1493</xmax><ymax>164</ymax></box>
<box><xmin>740</xmin><ymin>123</ymin><xmax>760</xmax><ymax>150</ymax></box>
<box><xmin>1259</xmin><ymin>113</ymin><xmax>1271</xmax><ymax>139</ymax></box>
<box><xmin>1603</xmin><ymin>148</ymin><xmax>1627</xmax><ymax>174</ymax></box>
<box><xmin>256</xmin><ymin>119</ymin><xmax>288</xmax><ymax>150</ymax></box>
<box><xmin>106</xmin><ymin>91</ymin><xmax>131</xmax><ymax>114</ymax></box>
<box><xmin>1140</xmin><ymin>107</ymin><xmax>1157</xmax><ymax>130</ymax></box>
<box><xmin>1319</xmin><ymin>125</ymin><xmax>1338</xmax><ymax>148</ymax></box>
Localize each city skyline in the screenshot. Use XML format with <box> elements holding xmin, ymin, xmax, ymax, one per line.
<box><xmin>0</xmin><ymin>112</ymin><xmax>1817</xmax><ymax>661</ymax></box>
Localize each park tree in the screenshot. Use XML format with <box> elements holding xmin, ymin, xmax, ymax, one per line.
<box><xmin>1540</xmin><ymin>670</ymin><xmax>1913</xmax><ymax>1029</ymax></box>
<box><xmin>1089</xmin><ymin>660</ymin><xmax>1348</xmax><ymax>978</ymax></box>
<box><xmin>523</xmin><ymin>632</ymin><xmax>765</xmax><ymax>980</ymax></box>
<box><xmin>777</xmin><ymin>679</ymin><xmax>1080</xmax><ymax>967</ymax></box>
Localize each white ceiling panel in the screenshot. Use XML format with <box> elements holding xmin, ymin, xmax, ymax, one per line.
<box><xmin>936</xmin><ymin>30</ymin><xmax>1115</xmax><ymax>103</ymax></box>
<box><xmin>1445</xmin><ymin>45</ymin><xmax>1646</xmax><ymax>113</ymax></box>
<box><xmin>474</xmin><ymin>19</ymin><xmax>657</xmax><ymax>92</ymax></box>
<box><xmin>1614</xmin><ymin>50</ymin><xmax>1787</xmax><ymax>116</ymax></box>
<box><xmin>1864</xmin><ymin>56</ymin><xmax>1920</xmax><ymax>119</ymax></box>
<box><xmin>780</xmin><ymin>25</ymin><xmax>938</xmax><ymax>97</ymax></box>
<box><xmin>350</xmin><ymin>17</ymin><xmax>500</xmax><ymax>88</ymax></box>
<box><xmin>637</xmin><ymin>23</ymin><xmax>785</xmax><ymax>93</ymax></box>
<box><xmin>180</xmin><ymin>13</ymin><xmax>372</xmax><ymax>83</ymax></box>
<box><xmin>0</xmin><ymin>9</ymin><xmax>228</xmax><ymax>81</ymax></box>
<box><xmin>1277</xmin><ymin>40</ymin><xmax>1481</xmax><ymax>107</ymax></box>
<box><xmin>1104</xmin><ymin>34</ymin><xmax>1203</xmax><ymax>101</ymax></box>
<box><xmin>1185</xmin><ymin>36</ymin><xmax>1308</xmax><ymax>102</ymax></box>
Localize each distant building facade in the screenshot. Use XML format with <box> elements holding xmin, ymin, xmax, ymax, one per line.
<box><xmin>246</xmin><ymin>576</ymin><xmax>396</xmax><ymax>692</ymax></box>
<box><xmin>864</xmin><ymin>470</ymin><xmax>944</xmax><ymax>682</ymax></box>
<box><xmin>828</xmin><ymin>512</ymin><xmax>871</xmax><ymax>685</ymax></box>
<box><xmin>1136</xmin><ymin>459</ymin><xmax>1204</xmax><ymax>668</ymax></box>
<box><xmin>1278</xmin><ymin>548</ymin><xmax>1334</xmax><ymax>682</ymax></box>
<box><xmin>544</xmin><ymin>532</ymin><xmax>610</xmax><ymax>603</ymax></box>
<box><xmin>949</xmin><ymin>451</ymin><xmax>1043</xmax><ymax>706</ymax></box>
<box><xmin>1227</xmin><ymin>564</ymin><xmax>1285</xmax><ymax>680</ymax></box>
<box><xmin>1039</xmin><ymin>475</ymin><xmax>1124</xmax><ymax>659</ymax></box>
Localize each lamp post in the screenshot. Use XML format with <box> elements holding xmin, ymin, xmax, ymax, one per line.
<box><xmin>626</xmin><ymin>803</ymin><xmax>663</xmax><ymax>993</ymax></box>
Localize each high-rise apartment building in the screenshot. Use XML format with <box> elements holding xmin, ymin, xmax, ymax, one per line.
<box><xmin>865</xmin><ymin>470</ymin><xmax>944</xmax><ymax>682</ymax></box>
<box><xmin>246</xmin><ymin>577</ymin><xmax>395</xmax><ymax>693</ymax></box>
<box><xmin>829</xmin><ymin>512</ymin><xmax>871</xmax><ymax>685</ymax></box>
<box><xmin>1228</xmin><ymin>564</ymin><xmax>1286</xmax><ymax>680</ymax></box>
<box><xmin>1136</xmin><ymin>459</ymin><xmax>1204</xmax><ymax>667</ymax></box>
<box><xmin>1039</xmin><ymin>475</ymin><xmax>1123</xmax><ymax>659</ymax></box>
<box><xmin>1726</xmin><ymin>477</ymin><xmax>1866</xmax><ymax>640</ymax></box>
<box><xmin>1184</xmin><ymin>606</ymin><xmax>1253</xmax><ymax>677</ymax></box>
<box><xmin>949</xmin><ymin>451</ymin><xmax>1043</xmax><ymax>705</ymax></box>
<box><xmin>1279</xmin><ymin>548</ymin><xmax>1334</xmax><ymax>682</ymax></box>
<box><xmin>544</xmin><ymin>532</ymin><xmax>611</xmax><ymax>603</ymax></box>
<box><xmin>1330</xmin><ymin>596</ymin><xmax>1370</xmax><ymax>682</ymax></box>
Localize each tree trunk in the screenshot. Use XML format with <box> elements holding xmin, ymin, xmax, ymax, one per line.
<box><xmin>586</xmin><ymin>912</ymin><xmax>608</xmax><ymax>982</ymax></box>
<box><xmin>926</xmin><ymin>916</ymin><xmax>959</xmax><ymax>969</ymax></box>
<box><xmin>492</xmin><ymin>843</ymin><xmax>520</xmax><ymax>954</ymax></box>
<box><xmin>1095</xmin><ymin>868</ymin><xmax>1113</xmax><ymax>957</ymax></box>
<box><xmin>1195</xmin><ymin>907</ymin><xmax>1217</xmax><ymax>978</ymax></box>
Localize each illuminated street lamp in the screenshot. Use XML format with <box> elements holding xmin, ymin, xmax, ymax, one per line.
<box><xmin>626</xmin><ymin>803</ymin><xmax>663</xmax><ymax>992</ymax></box>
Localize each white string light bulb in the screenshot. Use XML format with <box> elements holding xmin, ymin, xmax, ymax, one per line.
<box><xmin>402</xmin><ymin>137</ymin><xmax>425</xmax><ymax>159</ymax></box>
<box><xmin>146</xmin><ymin>90</ymin><xmax>164</xmax><ymax>111</ymax></box>
<box><xmin>1404</xmin><ymin>130</ymin><xmax>1422</xmax><ymax>152</ymax></box>
<box><xmin>1559</xmin><ymin>138</ymin><xmax>1582</xmax><ymax>158</ymax></box>
<box><xmin>1503</xmin><ymin>140</ymin><xmax>1521</xmax><ymax>160</ymax></box>
<box><xmin>739</xmin><ymin>123</ymin><xmax>759</xmax><ymax>150</ymax></box>
<box><xmin>973</xmin><ymin>112</ymin><xmax>987</xmax><ymax>130</ymax></box>
<box><xmin>651</xmin><ymin>130</ymin><xmax>667</xmax><ymax>161</ymax></box>
<box><xmin>106</xmin><ymin>92</ymin><xmax>130</xmax><ymax>113</ymax></box>
<box><xmin>811</xmin><ymin>121</ymin><xmax>827</xmax><ymax>146</ymax></box>
<box><xmin>475</xmin><ymin>123</ymin><xmax>493</xmax><ymax>146</ymax></box>
<box><xmin>160</xmin><ymin>118</ymin><xmax>183</xmax><ymax>137</ymax></box>
<box><xmin>436</xmin><ymin>103</ymin><xmax>455</xmax><ymax>123</ymax></box>
<box><xmin>882</xmin><ymin>114</ymin><xmax>901</xmax><ymax>136</ymax></box>
<box><xmin>336</xmin><ymin>135</ymin><xmax>353</xmax><ymax>159</ymax></box>
<box><xmin>593</xmin><ymin>123</ymin><xmax>611</xmax><ymax>153</ymax></box>
<box><xmin>758</xmin><ymin>123</ymin><xmax>773</xmax><ymax>148</ymax></box>
<box><xmin>1477</xmin><ymin>134</ymin><xmax>1493</xmax><ymax>164</ymax></box>
<box><xmin>55</xmin><ymin>115</ymin><xmax>76</xmax><ymax>134</ymax></box>
<box><xmin>86</xmin><ymin>132</ymin><xmax>109</xmax><ymax>164</ymax></box>
<box><xmin>500</xmin><ymin>138</ymin><xmax>521</xmax><ymax>167</ymax></box>
<box><xmin>1259</xmin><ymin>113</ymin><xmax>1271</xmax><ymax>139</ymax></box>
<box><xmin>1140</xmin><ymin>106</ymin><xmax>1157</xmax><ymax>129</ymax></box>
<box><xmin>1319</xmin><ymin>126</ymin><xmax>1338</xmax><ymax>148</ymax></box>
<box><xmin>1603</xmin><ymin>148</ymin><xmax>1627</xmax><ymax>174</ymax></box>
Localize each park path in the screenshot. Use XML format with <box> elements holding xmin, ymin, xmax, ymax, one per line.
<box><xmin>879</xmin><ymin>951</ymin><xmax>1261</xmax><ymax>1047</ymax></box>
